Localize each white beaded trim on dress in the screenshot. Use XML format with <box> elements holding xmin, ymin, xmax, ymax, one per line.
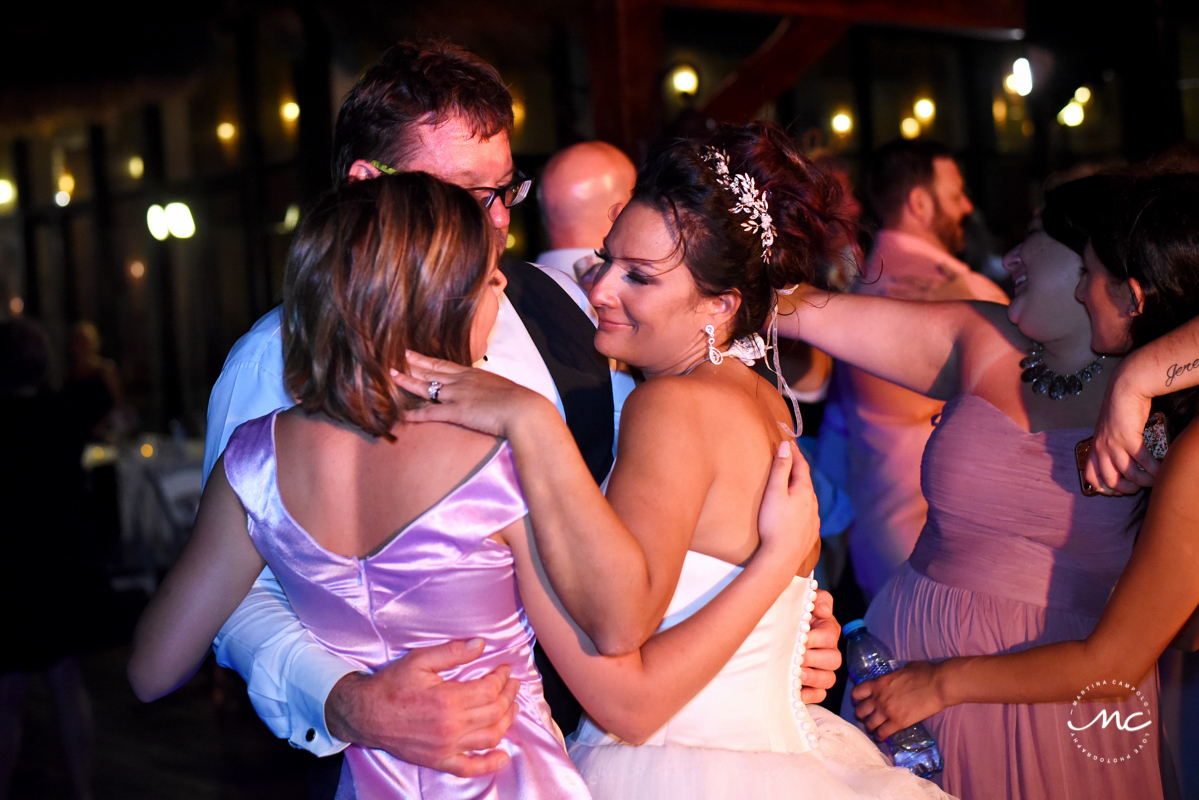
<box><xmin>790</xmin><ymin>574</ymin><xmax>822</xmax><ymax>752</ymax></box>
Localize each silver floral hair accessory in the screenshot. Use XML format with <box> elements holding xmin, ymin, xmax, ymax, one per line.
<box><xmin>700</xmin><ymin>147</ymin><xmax>776</xmax><ymax>264</ymax></box>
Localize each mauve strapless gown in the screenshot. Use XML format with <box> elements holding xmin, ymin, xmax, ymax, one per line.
<box><xmin>223</xmin><ymin>410</ymin><xmax>591</xmax><ymax>800</ymax></box>
<box><xmin>846</xmin><ymin>394</ymin><xmax>1164</xmax><ymax>800</ymax></box>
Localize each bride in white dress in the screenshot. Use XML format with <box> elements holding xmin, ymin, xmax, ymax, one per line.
<box><xmin>398</xmin><ymin>122</ymin><xmax>952</xmax><ymax>800</ymax></box>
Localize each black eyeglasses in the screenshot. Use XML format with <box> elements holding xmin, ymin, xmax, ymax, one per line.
<box><xmin>370</xmin><ymin>161</ymin><xmax>532</xmax><ymax>210</ymax></box>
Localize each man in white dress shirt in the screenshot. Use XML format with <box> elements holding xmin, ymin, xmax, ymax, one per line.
<box><xmin>534</xmin><ymin>140</ymin><xmax>636</xmax><ymax>291</ymax></box>
<box><xmin>203</xmin><ymin>40</ymin><xmax>841</xmax><ymax>782</ymax></box>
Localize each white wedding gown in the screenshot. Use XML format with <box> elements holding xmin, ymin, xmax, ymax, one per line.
<box><xmin>567</xmin><ymin>551</ymin><xmax>955</xmax><ymax>800</ymax></box>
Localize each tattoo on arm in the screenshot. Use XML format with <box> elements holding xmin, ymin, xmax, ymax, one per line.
<box><xmin>1165</xmin><ymin>358</ymin><xmax>1199</xmax><ymax>388</ymax></box>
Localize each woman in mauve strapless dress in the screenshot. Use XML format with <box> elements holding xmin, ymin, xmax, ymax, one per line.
<box><xmin>847</xmin><ymin>174</ymin><xmax>1199</xmax><ymax>800</ymax></box>
<box><xmin>778</xmin><ymin>174</ymin><xmax>1198</xmax><ymax>799</ymax></box>
<box><xmin>856</xmin><ymin>394</ymin><xmax>1150</xmax><ymax>799</ymax></box>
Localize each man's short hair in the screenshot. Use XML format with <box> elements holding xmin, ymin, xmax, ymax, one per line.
<box><xmin>867</xmin><ymin>139</ymin><xmax>955</xmax><ymax>227</ymax></box>
<box><xmin>332</xmin><ymin>41</ymin><xmax>514</xmax><ymax>186</ymax></box>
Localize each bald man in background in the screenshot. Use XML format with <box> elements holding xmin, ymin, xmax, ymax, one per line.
<box><xmin>536</xmin><ymin>141</ymin><xmax>636</xmax><ymax>293</ymax></box>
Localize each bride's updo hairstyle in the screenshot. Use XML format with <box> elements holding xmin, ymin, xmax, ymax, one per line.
<box><xmin>632</xmin><ymin>121</ymin><xmax>854</xmax><ymax>342</ymax></box>
<box><xmin>282</xmin><ymin>172</ymin><xmax>493</xmax><ymax>440</ymax></box>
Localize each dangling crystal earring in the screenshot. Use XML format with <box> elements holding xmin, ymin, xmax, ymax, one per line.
<box><xmin>705</xmin><ymin>324</ymin><xmax>723</xmax><ymax>365</ymax></box>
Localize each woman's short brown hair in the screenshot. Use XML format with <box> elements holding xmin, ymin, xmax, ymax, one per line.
<box><xmin>282</xmin><ymin>172</ymin><xmax>494</xmax><ymax>439</ymax></box>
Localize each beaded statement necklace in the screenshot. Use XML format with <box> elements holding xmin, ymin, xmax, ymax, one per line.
<box><xmin>1020</xmin><ymin>342</ymin><xmax>1105</xmax><ymax>400</ymax></box>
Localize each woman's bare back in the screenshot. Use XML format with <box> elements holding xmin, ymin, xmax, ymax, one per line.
<box><xmin>273</xmin><ymin>408</ymin><xmax>502</xmax><ymax>558</ymax></box>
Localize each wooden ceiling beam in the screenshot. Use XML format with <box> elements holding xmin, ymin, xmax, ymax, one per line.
<box><xmin>588</xmin><ymin>0</ymin><xmax>665</xmax><ymax>160</ymax></box>
<box><xmin>663</xmin><ymin>0</ymin><xmax>1024</xmax><ymax>35</ymax></box>
<box><xmin>698</xmin><ymin>16</ymin><xmax>851</xmax><ymax>124</ymax></box>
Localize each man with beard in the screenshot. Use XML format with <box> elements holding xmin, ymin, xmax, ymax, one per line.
<box><xmin>829</xmin><ymin>139</ymin><xmax>1008</xmax><ymax>600</ymax></box>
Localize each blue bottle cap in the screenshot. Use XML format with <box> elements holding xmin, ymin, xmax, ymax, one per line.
<box><xmin>842</xmin><ymin>619</ymin><xmax>867</xmax><ymax>635</ymax></box>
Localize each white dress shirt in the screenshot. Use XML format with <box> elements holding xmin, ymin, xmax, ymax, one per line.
<box><xmin>205</xmin><ymin>266</ymin><xmax>633</xmax><ymax>755</ymax></box>
<box><xmin>535</xmin><ymin>248</ymin><xmax>598</xmax><ymax>295</ymax></box>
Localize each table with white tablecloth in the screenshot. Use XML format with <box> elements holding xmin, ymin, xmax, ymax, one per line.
<box><xmin>84</xmin><ymin>435</ymin><xmax>204</xmax><ymax>589</ymax></box>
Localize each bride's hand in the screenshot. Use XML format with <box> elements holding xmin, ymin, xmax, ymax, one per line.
<box><xmin>392</xmin><ymin>351</ymin><xmax>557</xmax><ymax>437</ymax></box>
<box><xmin>851</xmin><ymin>660</ymin><xmax>947</xmax><ymax>741</ymax></box>
<box><xmin>755</xmin><ymin>440</ymin><xmax>820</xmax><ymax>573</ymax></box>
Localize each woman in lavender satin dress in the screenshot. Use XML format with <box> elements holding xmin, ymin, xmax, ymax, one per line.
<box><xmin>127</xmin><ymin>172</ymin><xmax>821</xmax><ymax>799</ymax></box>
<box><xmin>777</xmin><ymin>173</ymin><xmax>1199</xmax><ymax>799</ymax></box>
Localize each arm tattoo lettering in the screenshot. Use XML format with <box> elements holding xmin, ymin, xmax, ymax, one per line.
<box><xmin>1165</xmin><ymin>358</ymin><xmax>1199</xmax><ymax>388</ymax></box>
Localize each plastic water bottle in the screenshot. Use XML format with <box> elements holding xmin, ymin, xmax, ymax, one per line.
<box><xmin>843</xmin><ymin>619</ymin><xmax>944</xmax><ymax>778</ymax></box>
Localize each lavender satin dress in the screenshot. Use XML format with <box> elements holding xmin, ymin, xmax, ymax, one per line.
<box><xmin>223</xmin><ymin>411</ymin><xmax>591</xmax><ymax>800</ymax></box>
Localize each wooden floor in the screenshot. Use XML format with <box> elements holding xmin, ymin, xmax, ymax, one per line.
<box><xmin>11</xmin><ymin>645</ymin><xmax>316</xmax><ymax>799</ymax></box>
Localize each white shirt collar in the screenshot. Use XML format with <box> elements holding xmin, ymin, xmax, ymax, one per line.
<box><xmin>535</xmin><ymin>248</ymin><xmax>597</xmax><ymax>284</ymax></box>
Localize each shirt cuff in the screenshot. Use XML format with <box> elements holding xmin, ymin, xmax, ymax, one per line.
<box><xmin>283</xmin><ymin>645</ymin><xmax>360</xmax><ymax>755</ymax></box>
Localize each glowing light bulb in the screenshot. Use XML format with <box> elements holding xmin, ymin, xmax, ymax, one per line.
<box><xmin>8</xmin><ymin>297</ymin><xmax>22</xmax><ymax>315</ymax></box>
<box><xmin>914</xmin><ymin>98</ymin><xmax>935</xmax><ymax>121</ymax></box>
<box><xmin>0</xmin><ymin>179</ymin><xmax>13</xmax><ymax>204</ymax></box>
<box><xmin>1004</xmin><ymin>74</ymin><xmax>1019</xmax><ymax>94</ymax></box>
<box><xmin>141</xmin><ymin>443</ymin><xmax>154</xmax><ymax>458</ymax></box>
<box><xmin>512</xmin><ymin>98</ymin><xmax>526</xmax><ymax>129</ymax></box>
<box><xmin>506</xmin><ymin>233</ymin><xmax>516</xmax><ymax>250</ymax></box>
<box><xmin>670</xmin><ymin>64</ymin><xmax>699</xmax><ymax>96</ymax></box>
<box><xmin>900</xmin><ymin>117</ymin><xmax>921</xmax><ymax>139</ymax></box>
<box><xmin>280</xmin><ymin>101</ymin><xmax>300</xmax><ymax>121</ymax></box>
<box><xmin>1057</xmin><ymin>100</ymin><xmax>1084</xmax><ymax>127</ymax></box>
<box><xmin>55</xmin><ymin>191</ymin><xmax>71</xmax><ymax>207</ymax></box>
<box><xmin>1012</xmin><ymin>58</ymin><xmax>1033</xmax><ymax>97</ymax></box>
<box><xmin>129</xmin><ymin>260</ymin><xmax>145</xmax><ymax>279</ymax></box>
<box><xmin>147</xmin><ymin>205</ymin><xmax>169</xmax><ymax>241</ymax></box>
<box><xmin>58</xmin><ymin>173</ymin><xmax>75</xmax><ymax>194</ymax></box>
<box><xmin>832</xmin><ymin>112</ymin><xmax>853</xmax><ymax>134</ymax></box>
<box><xmin>993</xmin><ymin>98</ymin><xmax>1008</xmax><ymax>125</ymax></box>
<box><xmin>128</xmin><ymin>156</ymin><xmax>144</xmax><ymax>179</ymax></box>
<box><xmin>217</xmin><ymin>122</ymin><xmax>236</xmax><ymax>141</ymax></box>
<box><xmin>1074</xmin><ymin>86</ymin><xmax>1092</xmax><ymax>104</ymax></box>
<box><xmin>164</xmin><ymin>203</ymin><xmax>195</xmax><ymax>238</ymax></box>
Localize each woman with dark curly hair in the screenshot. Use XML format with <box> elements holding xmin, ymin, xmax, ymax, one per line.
<box><xmin>398</xmin><ymin>123</ymin><xmax>951</xmax><ymax>799</ymax></box>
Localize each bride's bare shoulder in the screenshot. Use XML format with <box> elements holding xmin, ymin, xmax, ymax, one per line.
<box><xmin>619</xmin><ymin>370</ymin><xmax>772</xmax><ymax>446</ymax></box>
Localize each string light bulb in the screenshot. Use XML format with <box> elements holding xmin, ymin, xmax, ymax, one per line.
<box><xmin>1058</xmin><ymin>100</ymin><xmax>1084</xmax><ymax>127</ymax></box>
<box><xmin>147</xmin><ymin>205</ymin><xmax>169</xmax><ymax>241</ymax></box>
<box><xmin>1011</xmin><ymin>58</ymin><xmax>1033</xmax><ymax>96</ymax></box>
<box><xmin>669</xmin><ymin>64</ymin><xmax>699</xmax><ymax>97</ymax></box>
<box><xmin>164</xmin><ymin>203</ymin><xmax>195</xmax><ymax>238</ymax></box>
